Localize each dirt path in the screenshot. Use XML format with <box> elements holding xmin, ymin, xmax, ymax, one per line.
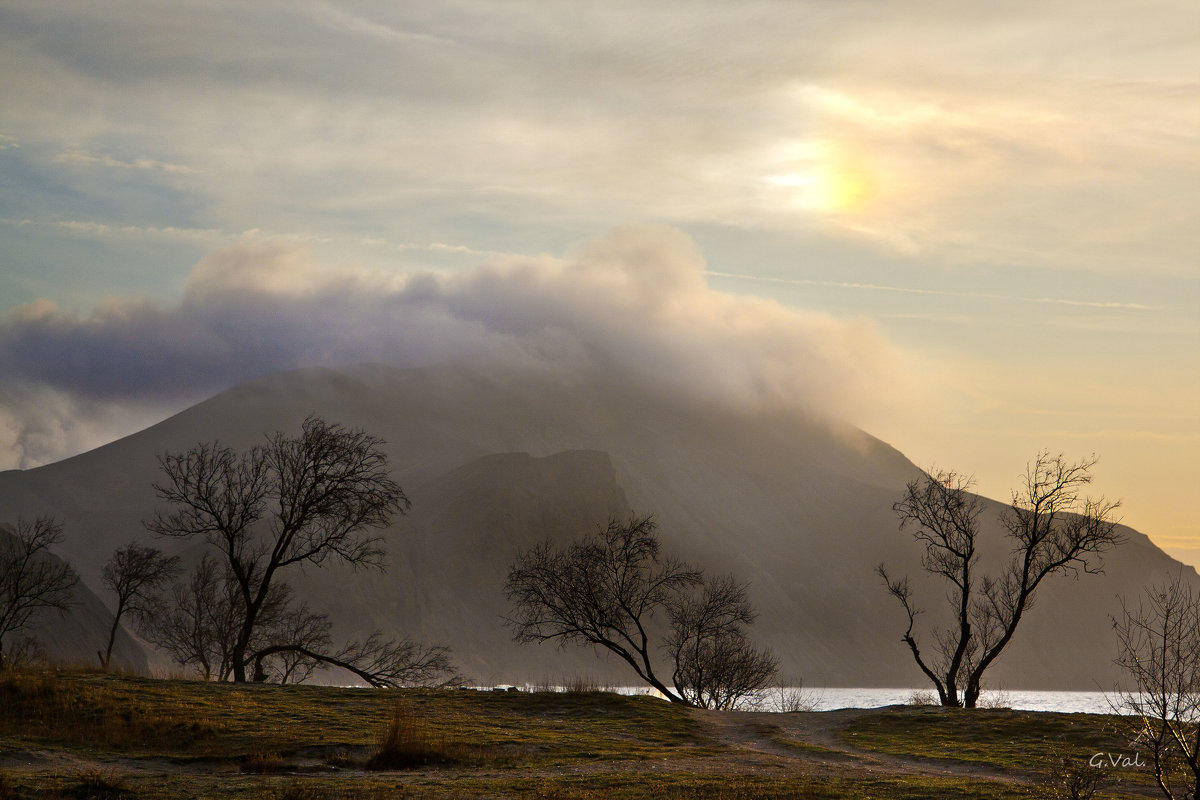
<box><xmin>691</xmin><ymin>707</ymin><xmax>1026</xmax><ymax>780</ymax></box>
<box><xmin>686</xmin><ymin>707</ymin><xmax>1160</xmax><ymax>798</ymax></box>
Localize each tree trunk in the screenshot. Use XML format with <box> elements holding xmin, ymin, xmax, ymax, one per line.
<box><xmin>100</xmin><ymin>598</ymin><xmax>126</xmax><ymax>670</ymax></box>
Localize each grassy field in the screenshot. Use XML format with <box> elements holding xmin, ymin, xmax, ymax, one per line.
<box><xmin>0</xmin><ymin>668</ymin><xmax>1162</xmax><ymax>799</ymax></box>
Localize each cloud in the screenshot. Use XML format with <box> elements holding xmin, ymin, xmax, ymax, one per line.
<box><xmin>3</xmin><ymin>1</ymin><xmax>1194</xmax><ymax>278</ymax></box>
<box><xmin>704</xmin><ymin>270</ymin><xmax>1159</xmax><ymax>311</ymax></box>
<box><xmin>0</xmin><ymin>383</ymin><xmax>168</xmax><ymax>471</ymax></box>
<box><xmin>0</xmin><ymin>226</ymin><xmax>921</xmax><ymax>467</ymax></box>
<box><xmin>53</xmin><ymin>149</ymin><xmax>200</xmax><ymax>174</ymax></box>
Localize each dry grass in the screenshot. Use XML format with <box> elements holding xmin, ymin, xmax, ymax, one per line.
<box><xmin>240</xmin><ymin>750</ymin><xmax>293</xmax><ymax>774</ymax></box>
<box><xmin>0</xmin><ymin>667</ymin><xmax>216</xmax><ymax>752</ymax></box>
<box><xmin>0</xmin><ymin>667</ymin><xmax>1151</xmax><ymax>799</ymax></box>
<box><xmin>68</xmin><ymin>769</ymin><xmax>134</xmax><ymax>799</ymax></box>
<box><xmin>366</xmin><ymin>701</ymin><xmax>472</xmax><ymax>770</ymax></box>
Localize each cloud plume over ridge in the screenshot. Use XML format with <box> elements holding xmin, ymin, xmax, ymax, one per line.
<box><xmin>0</xmin><ymin>225</ymin><xmax>915</xmax><ymax>468</ymax></box>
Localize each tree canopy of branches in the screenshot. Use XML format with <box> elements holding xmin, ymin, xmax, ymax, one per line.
<box><xmin>878</xmin><ymin>452</ymin><xmax>1122</xmax><ymax>708</ymax></box>
<box><xmin>99</xmin><ymin>541</ymin><xmax>180</xmax><ymax>669</ymax></box>
<box><xmin>138</xmin><ymin>554</ymin><xmax>240</xmax><ymax>681</ymax></box>
<box><xmin>1113</xmin><ymin>574</ymin><xmax>1200</xmax><ymax>800</ymax></box>
<box><xmin>0</xmin><ymin>516</ymin><xmax>77</xmax><ymax>669</ymax></box>
<box><xmin>138</xmin><ymin>554</ymin><xmax>458</xmax><ymax>687</ymax></box>
<box><xmin>505</xmin><ymin>514</ymin><xmax>776</xmax><ymax>709</ymax></box>
<box><xmin>144</xmin><ymin>415</ymin><xmax>454</xmax><ymax>686</ymax></box>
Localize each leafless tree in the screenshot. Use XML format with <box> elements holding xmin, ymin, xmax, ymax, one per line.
<box><xmin>878</xmin><ymin>453</ymin><xmax>1122</xmax><ymax>708</ymax></box>
<box><xmin>99</xmin><ymin>541</ymin><xmax>181</xmax><ymax>669</ymax></box>
<box><xmin>1113</xmin><ymin>574</ymin><xmax>1200</xmax><ymax>800</ymax></box>
<box><xmin>145</xmin><ymin>415</ymin><xmax>410</xmax><ymax>682</ymax></box>
<box><xmin>667</xmin><ymin>574</ymin><xmax>777</xmax><ymax>709</ymax></box>
<box><xmin>505</xmin><ymin>514</ymin><xmax>777</xmax><ymax>708</ymax></box>
<box><xmin>143</xmin><ymin>416</ymin><xmax>458</xmax><ymax>687</ymax></box>
<box><xmin>138</xmin><ymin>554</ymin><xmax>241</xmax><ymax>680</ymax></box>
<box><xmin>0</xmin><ymin>516</ymin><xmax>77</xmax><ymax>669</ymax></box>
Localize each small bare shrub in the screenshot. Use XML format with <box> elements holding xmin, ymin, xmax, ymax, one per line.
<box><xmin>979</xmin><ymin>687</ymin><xmax>1013</xmax><ymax>710</ymax></box>
<box><xmin>907</xmin><ymin>689</ymin><xmax>937</xmax><ymax>706</ymax></box>
<box><xmin>1045</xmin><ymin>744</ymin><xmax>1112</xmax><ymax>800</ymax></box>
<box><xmin>768</xmin><ymin>683</ymin><xmax>820</xmax><ymax>713</ymax></box>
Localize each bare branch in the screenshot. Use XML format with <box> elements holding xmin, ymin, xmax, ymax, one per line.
<box><xmin>666</xmin><ymin>574</ymin><xmax>777</xmax><ymax>709</ymax></box>
<box><xmin>0</xmin><ymin>516</ymin><xmax>78</xmax><ymax>669</ymax></box>
<box><xmin>251</xmin><ymin>634</ymin><xmax>461</xmax><ymax>688</ymax></box>
<box><xmin>143</xmin><ymin>415</ymin><xmax>410</xmax><ymax>682</ymax></box>
<box><xmin>880</xmin><ymin>454</ymin><xmax>1122</xmax><ymax>708</ymax></box>
<box><xmin>1113</xmin><ymin>575</ymin><xmax>1200</xmax><ymax>800</ymax></box>
<box><xmin>506</xmin><ymin>513</ymin><xmax>772</xmax><ymax>708</ymax></box>
<box><xmin>99</xmin><ymin>541</ymin><xmax>180</xmax><ymax>669</ymax></box>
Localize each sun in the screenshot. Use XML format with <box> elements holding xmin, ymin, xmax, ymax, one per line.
<box><xmin>766</xmin><ymin>142</ymin><xmax>876</xmax><ymax>216</ymax></box>
<box><xmin>817</xmin><ymin>152</ymin><xmax>875</xmax><ymax>215</ymax></box>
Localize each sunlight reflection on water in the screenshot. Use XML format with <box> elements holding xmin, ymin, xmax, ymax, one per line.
<box><xmin>489</xmin><ymin>684</ymin><xmax>1127</xmax><ymax>714</ymax></box>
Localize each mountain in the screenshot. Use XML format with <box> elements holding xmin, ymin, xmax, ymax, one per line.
<box><xmin>0</xmin><ymin>359</ymin><xmax>1192</xmax><ymax>689</ymax></box>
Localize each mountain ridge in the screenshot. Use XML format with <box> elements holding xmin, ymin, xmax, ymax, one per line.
<box><xmin>0</xmin><ymin>360</ymin><xmax>1192</xmax><ymax>689</ymax></box>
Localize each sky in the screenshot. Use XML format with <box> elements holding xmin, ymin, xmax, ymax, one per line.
<box><xmin>0</xmin><ymin>1</ymin><xmax>1197</xmax><ymax>566</ymax></box>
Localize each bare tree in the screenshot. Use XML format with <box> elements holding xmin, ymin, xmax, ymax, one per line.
<box><xmin>99</xmin><ymin>541</ymin><xmax>181</xmax><ymax>669</ymax></box>
<box><xmin>667</xmin><ymin>574</ymin><xmax>778</xmax><ymax>710</ymax></box>
<box><xmin>145</xmin><ymin>415</ymin><xmax>410</xmax><ymax>682</ymax></box>
<box><xmin>505</xmin><ymin>514</ymin><xmax>777</xmax><ymax>708</ymax></box>
<box><xmin>1113</xmin><ymin>574</ymin><xmax>1200</xmax><ymax>800</ymax></box>
<box><xmin>878</xmin><ymin>453</ymin><xmax>1122</xmax><ymax>708</ymax></box>
<box><xmin>142</xmin><ymin>416</ymin><xmax>458</xmax><ymax>687</ymax></box>
<box><xmin>138</xmin><ymin>555</ymin><xmax>241</xmax><ymax>680</ymax></box>
<box><xmin>0</xmin><ymin>517</ymin><xmax>77</xmax><ymax>669</ymax></box>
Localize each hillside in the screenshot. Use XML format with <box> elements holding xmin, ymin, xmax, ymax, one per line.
<box><xmin>0</xmin><ymin>359</ymin><xmax>1192</xmax><ymax>689</ymax></box>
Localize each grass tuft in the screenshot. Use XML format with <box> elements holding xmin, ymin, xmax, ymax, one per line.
<box><xmin>240</xmin><ymin>750</ymin><xmax>292</xmax><ymax>774</ymax></box>
<box><xmin>366</xmin><ymin>701</ymin><xmax>468</xmax><ymax>770</ymax></box>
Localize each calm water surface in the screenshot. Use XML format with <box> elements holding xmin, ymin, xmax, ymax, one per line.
<box><xmin>804</xmin><ymin>688</ymin><xmax>1120</xmax><ymax>715</ymax></box>
<box><xmin>504</xmin><ymin>685</ymin><xmax>1125</xmax><ymax>714</ymax></box>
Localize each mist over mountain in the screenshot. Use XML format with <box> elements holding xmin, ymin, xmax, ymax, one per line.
<box><xmin>0</xmin><ymin>359</ymin><xmax>1191</xmax><ymax>689</ymax></box>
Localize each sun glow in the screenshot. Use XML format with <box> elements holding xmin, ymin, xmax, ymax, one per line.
<box><xmin>766</xmin><ymin>143</ymin><xmax>876</xmax><ymax>216</ymax></box>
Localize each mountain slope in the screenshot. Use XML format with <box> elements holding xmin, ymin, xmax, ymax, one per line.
<box><xmin>0</xmin><ymin>360</ymin><xmax>1191</xmax><ymax>689</ymax></box>
<box><xmin>0</xmin><ymin>527</ymin><xmax>148</xmax><ymax>671</ymax></box>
